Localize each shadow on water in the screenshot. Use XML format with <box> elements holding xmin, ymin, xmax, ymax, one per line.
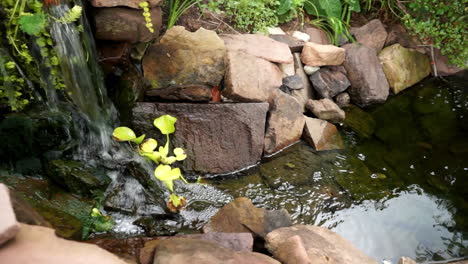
<box><xmin>208</xmin><ymin>76</ymin><xmax>468</xmax><ymax>263</ymax></box>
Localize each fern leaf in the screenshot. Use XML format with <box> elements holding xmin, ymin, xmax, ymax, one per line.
<box><xmin>19</xmin><ymin>13</ymin><xmax>48</xmax><ymax>36</ymax></box>
<box><xmin>57</xmin><ymin>5</ymin><xmax>82</xmax><ymax>24</ymax></box>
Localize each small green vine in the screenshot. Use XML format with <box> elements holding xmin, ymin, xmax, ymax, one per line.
<box><xmin>139</xmin><ymin>1</ymin><xmax>155</xmax><ymax>33</ymax></box>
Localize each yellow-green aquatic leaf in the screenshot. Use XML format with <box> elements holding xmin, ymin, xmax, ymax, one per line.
<box><xmin>162</xmin><ymin>156</ymin><xmax>177</xmax><ymax>165</ymax></box>
<box><xmin>91</xmin><ymin>208</ymin><xmax>102</xmax><ymax>217</ymax></box>
<box><xmin>131</xmin><ymin>134</ymin><xmax>146</xmax><ymax>144</ymax></box>
<box><xmin>142</xmin><ymin>151</ymin><xmax>161</xmax><ymax>163</ymax></box>
<box><xmin>174</xmin><ymin>148</ymin><xmax>187</xmax><ymax>161</ymax></box>
<box><xmin>153</xmin><ymin>115</ymin><xmax>177</xmax><ymax>135</ymax></box>
<box><xmin>159</xmin><ymin>144</ymin><xmax>169</xmax><ymax>158</ymax></box>
<box><xmin>169</xmin><ymin>193</ymin><xmax>183</xmax><ymax>207</ymax></box>
<box><xmin>154</xmin><ymin>165</ymin><xmax>181</xmax><ymax>181</ymax></box>
<box><xmin>140</xmin><ymin>138</ymin><xmax>158</xmax><ymax>153</ymax></box>
<box><xmin>112</xmin><ymin>127</ymin><xmax>136</xmax><ymax>141</ymax></box>
<box><xmin>163</xmin><ymin>180</ymin><xmax>174</xmax><ymax>192</ymax></box>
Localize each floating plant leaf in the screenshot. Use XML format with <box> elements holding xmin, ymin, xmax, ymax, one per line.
<box><xmin>132</xmin><ymin>134</ymin><xmax>146</xmax><ymax>144</ymax></box>
<box><xmin>154</xmin><ymin>165</ymin><xmax>182</xmax><ymax>181</ymax></box>
<box><xmin>162</xmin><ymin>156</ymin><xmax>177</xmax><ymax>165</ymax></box>
<box><xmin>153</xmin><ymin>115</ymin><xmax>177</xmax><ymax>135</ymax></box>
<box><xmin>112</xmin><ymin>127</ymin><xmax>136</xmax><ymax>141</ymax></box>
<box><xmin>19</xmin><ymin>13</ymin><xmax>47</xmax><ymax>36</ymax></box>
<box><xmin>140</xmin><ymin>138</ymin><xmax>158</xmax><ymax>153</ymax></box>
<box><xmin>174</xmin><ymin>148</ymin><xmax>187</xmax><ymax>161</ymax></box>
<box><xmin>142</xmin><ymin>151</ymin><xmax>161</xmax><ymax>163</ymax></box>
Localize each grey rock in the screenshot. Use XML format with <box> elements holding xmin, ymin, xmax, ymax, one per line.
<box><xmin>94</xmin><ymin>7</ymin><xmax>162</xmax><ymax>43</ymax></box>
<box><xmin>306</xmin><ymin>98</ymin><xmax>345</xmax><ymax>123</ymax></box>
<box><xmin>264</xmin><ymin>91</ymin><xmax>305</xmax><ymax>154</ymax></box>
<box><xmin>132</xmin><ymin>102</ymin><xmax>269</xmax><ymax>174</ymax></box>
<box><xmin>265</xmin><ymin>225</ymin><xmax>378</xmax><ymax>264</ymax></box>
<box><xmin>335</xmin><ymin>92</ymin><xmax>351</xmax><ymax>107</ymax></box>
<box><xmin>290</xmin><ymin>53</ymin><xmax>315</xmax><ymax>112</ymax></box>
<box><xmin>282</xmin><ymin>75</ymin><xmax>304</xmax><ymax>91</ymax></box>
<box><xmin>310</xmin><ymin>67</ymin><xmax>350</xmax><ymax>98</ymax></box>
<box><xmin>342</xmin><ymin>44</ymin><xmax>389</xmax><ymax>105</ymax></box>
<box><xmin>350</xmin><ymin>19</ymin><xmax>387</xmax><ymax>52</ymax></box>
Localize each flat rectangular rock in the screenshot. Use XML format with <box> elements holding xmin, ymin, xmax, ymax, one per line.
<box><xmin>132</xmin><ymin>102</ymin><xmax>269</xmax><ymax>174</ymax></box>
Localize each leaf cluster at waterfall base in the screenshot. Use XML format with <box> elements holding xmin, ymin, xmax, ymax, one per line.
<box><xmin>113</xmin><ymin>115</ymin><xmax>188</xmax><ymax>212</ymax></box>
<box><xmin>0</xmin><ymin>0</ymin><xmax>83</xmax><ymax>111</ymax></box>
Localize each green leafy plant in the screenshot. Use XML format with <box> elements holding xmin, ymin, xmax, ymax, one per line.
<box><xmin>82</xmin><ymin>208</ymin><xmax>114</xmax><ymax>239</ymax></box>
<box><xmin>401</xmin><ymin>0</ymin><xmax>467</xmax><ymax>68</ymax></box>
<box><xmin>166</xmin><ymin>0</ymin><xmax>198</xmax><ymax>29</ymax></box>
<box><xmin>113</xmin><ymin>114</ymin><xmax>188</xmax><ymax>212</ymax></box>
<box><xmin>0</xmin><ymin>0</ymin><xmax>83</xmax><ymax>111</ymax></box>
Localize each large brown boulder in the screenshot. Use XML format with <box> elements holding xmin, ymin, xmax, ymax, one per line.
<box><xmin>378</xmin><ymin>44</ymin><xmax>431</xmax><ymax>94</ymax></box>
<box><xmin>0</xmin><ymin>224</ymin><xmax>127</xmax><ymax>264</ymax></box>
<box><xmin>90</xmin><ymin>0</ymin><xmax>162</xmax><ymax>8</ymax></box>
<box><xmin>94</xmin><ymin>7</ymin><xmax>162</xmax><ymax>43</ymax></box>
<box><xmin>152</xmin><ymin>238</ymin><xmax>280</xmax><ymax>264</ymax></box>
<box><xmin>223</xmin><ymin>51</ymin><xmax>283</xmax><ymax>102</ymax></box>
<box><xmin>145</xmin><ymin>84</ymin><xmax>212</xmax><ymax>102</ymax></box>
<box><xmin>0</xmin><ymin>184</ymin><xmax>19</xmax><ymax>246</ymax></box>
<box><xmin>203</xmin><ymin>197</ymin><xmax>292</xmax><ymax>238</ymax></box>
<box><xmin>306</xmin><ymin>98</ymin><xmax>345</xmax><ymax>123</ymax></box>
<box><xmin>302</xmin><ymin>117</ymin><xmax>344</xmax><ymax>151</ymax></box>
<box><xmin>342</xmin><ymin>44</ymin><xmax>389</xmax><ymax>105</ymax></box>
<box><xmin>221</xmin><ymin>34</ymin><xmax>293</xmax><ymax>64</ymax></box>
<box><xmin>350</xmin><ymin>19</ymin><xmax>387</xmax><ymax>52</ymax></box>
<box><xmin>265</xmin><ymin>225</ymin><xmax>378</xmax><ymax>264</ymax></box>
<box><xmin>143</xmin><ymin>26</ymin><xmax>226</xmax><ymax>89</ymax></box>
<box><xmin>132</xmin><ymin>102</ymin><xmax>268</xmax><ymax>174</ymax></box>
<box><xmin>301</xmin><ymin>42</ymin><xmax>345</xmax><ymax>66</ymax></box>
<box><xmin>264</xmin><ymin>91</ymin><xmax>305</xmax><ymax>154</ymax></box>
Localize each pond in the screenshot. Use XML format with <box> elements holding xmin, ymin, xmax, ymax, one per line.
<box><xmin>200</xmin><ymin>76</ymin><xmax>468</xmax><ymax>263</ymax></box>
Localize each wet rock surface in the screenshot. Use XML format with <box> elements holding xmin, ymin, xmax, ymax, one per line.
<box><xmin>379</xmin><ymin>44</ymin><xmax>431</xmax><ymax>94</ymax></box>
<box><xmin>203</xmin><ymin>197</ymin><xmax>292</xmax><ymax>238</ymax></box>
<box><xmin>302</xmin><ymin>117</ymin><xmax>344</xmax><ymax>151</ymax></box>
<box><xmin>342</xmin><ymin>44</ymin><xmax>389</xmax><ymax>105</ymax></box>
<box><xmin>132</xmin><ymin>102</ymin><xmax>269</xmax><ymax>174</ymax></box>
<box><xmin>306</xmin><ymin>98</ymin><xmax>346</xmax><ymax>123</ymax></box>
<box><xmin>94</xmin><ymin>7</ymin><xmax>162</xmax><ymax>43</ymax></box>
<box><xmin>264</xmin><ymin>91</ymin><xmax>305</xmax><ymax>154</ymax></box>
<box><xmin>145</xmin><ymin>84</ymin><xmax>212</xmax><ymax>102</ymax></box>
<box><xmin>143</xmin><ymin>26</ymin><xmax>226</xmax><ymax>89</ymax></box>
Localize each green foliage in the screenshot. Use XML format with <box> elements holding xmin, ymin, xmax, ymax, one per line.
<box><xmin>112</xmin><ymin>115</ymin><xmax>188</xmax><ymax>212</ymax></box>
<box><xmin>139</xmin><ymin>1</ymin><xmax>155</xmax><ymax>33</ymax></box>
<box><xmin>18</xmin><ymin>12</ymin><xmax>48</xmax><ymax>36</ymax></box>
<box><xmin>402</xmin><ymin>0</ymin><xmax>467</xmax><ymax>68</ymax></box>
<box><xmin>221</xmin><ymin>0</ymin><xmax>280</xmax><ymax>33</ymax></box>
<box><xmin>0</xmin><ymin>0</ymin><xmax>83</xmax><ymax>111</ymax></box>
<box><xmin>166</xmin><ymin>0</ymin><xmax>198</xmax><ymax>29</ymax></box>
<box><xmin>82</xmin><ymin>208</ymin><xmax>114</xmax><ymax>239</ymax></box>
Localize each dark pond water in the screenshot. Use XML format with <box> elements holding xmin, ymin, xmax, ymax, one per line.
<box><xmin>204</xmin><ymin>77</ymin><xmax>468</xmax><ymax>263</ymax></box>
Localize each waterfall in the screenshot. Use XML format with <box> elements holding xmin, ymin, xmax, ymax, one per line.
<box><xmin>44</xmin><ymin>1</ymin><xmax>167</xmax><ymax>223</ymax></box>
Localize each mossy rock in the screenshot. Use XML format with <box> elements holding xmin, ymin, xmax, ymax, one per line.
<box><xmin>47</xmin><ymin>160</ymin><xmax>111</xmax><ymax>196</ymax></box>
<box><xmin>342</xmin><ymin>105</ymin><xmax>376</xmax><ymax>139</ymax></box>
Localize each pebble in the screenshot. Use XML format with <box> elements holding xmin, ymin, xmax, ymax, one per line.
<box><xmin>304</xmin><ymin>65</ymin><xmax>320</xmax><ymax>75</ymax></box>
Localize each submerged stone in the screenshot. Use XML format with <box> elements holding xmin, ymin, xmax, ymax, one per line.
<box><xmin>342</xmin><ymin>105</ymin><xmax>376</xmax><ymax>139</ymax></box>
<box><xmin>47</xmin><ymin>160</ymin><xmax>111</xmax><ymax>197</ymax></box>
<box><xmin>379</xmin><ymin>44</ymin><xmax>431</xmax><ymax>94</ymax></box>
